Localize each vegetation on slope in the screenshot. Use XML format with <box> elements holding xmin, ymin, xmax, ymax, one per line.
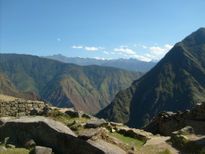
<box><xmin>97</xmin><ymin>28</ymin><xmax>205</xmax><ymax>127</ymax></box>
<box><xmin>0</xmin><ymin>54</ymin><xmax>142</xmax><ymax>113</ymax></box>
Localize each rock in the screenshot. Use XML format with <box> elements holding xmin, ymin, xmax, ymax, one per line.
<box><xmin>130</xmin><ymin>141</ymin><xmax>135</xmax><ymax>151</ymax></box>
<box><xmin>109</xmin><ymin>122</ymin><xmax>124</xmax><ymax>127</ymax></box>
<box><xmin>24</xmin><ymin>139</ymin><xmax>36</xmax><ymax>149</ymax></box>
<box><xmin>110</xmin><ymin>128</ymin><xmax>116</xmax><ymax>133</ymax></box>
<box><xmin>85</xmin><ymin>118</ymin><xmax>107</xmax><ymax>128</ymax></box>
<box><xmin>88</xmin><ymin>139</ymin><xmax>126</xmax><ymax>154</ymax></box>
<box><xmin>118</xmin><ymin>128</ymin><xmax>148</xmax><ymax>142</ymax></box>
<box><xmin>78</xmin><ymin>128</ymin><xmax>102</xmax><ymax>140</ymax></box>
<box><xmin>171</xmin><ymin>134</ymin><xmax>189</xmax><ymax>148</ymax></box>
<box><xmin>144</xmin><ymin>111</ymin><xmax>186</xmax><ymax>136</ymax></box>
<box><xmin>30</xmin><ymin>109</ymin><xmax>40</xmax><ymax>115</ymax></box>
<box><xmin>82</xmin><ymin>113</ymin><xmax>93</xmax><ymax>119</ymax></box>
<box><xmin>6</xmin><ymin>144</ymin><xmax>16</xmax><ymax>148</ymax></box>
<box><xmin>0</xmin><ymin>147</ymin><xmax>7</xmax><ymax>152</ymax></box>
<box><xmin>0</xmin><ymin>116</ymin><xmax>104</xmax><ymax>154</ymax></box>
<box><xmin>0</xmin><ymin>98</ymin><xmax>46</xmax><ymax>117</ymax></box>
<box><xmin>178</xmin><ymin>126</ymin><xmax>194</xmax><ymax>135</ymax></box>
<box><xmin>65</xmin><ymin>109</ymin><xmax>85</xmax><ymax>118</ymax></box>
<box><xmin>32</xmin><ymin>146</ymin><xmax>52</xmax><ymax>154</ymax></box>
<box><xmin>144</xmin><ymin>102</ymin><xmax>205</xmax><ymax>136</ymax></box>
<box><xmin>65</xmin><ymin>110</ymin><xmax>79</xmax><ymax>118</ymax></box>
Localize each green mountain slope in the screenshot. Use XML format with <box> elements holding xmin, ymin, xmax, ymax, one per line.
<box><xmin>0</xmin><ymin>71</ymin><xmax>38</xmax><ymax>100</ymax></box>
<box><xmin>0</xmin><ymin>54</ymin><xmax>141</xmax><ymax>113</ymax></box>
<box><xmin>97</xmin><ymin>28</ymin><xmax>205</xmax><ymax>127</ymax></box>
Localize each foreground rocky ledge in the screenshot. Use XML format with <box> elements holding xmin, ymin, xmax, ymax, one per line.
<box><xmin>0</xmin><ymin>116</ymin><xmax>126</xmax><ymax>154</ymax></box>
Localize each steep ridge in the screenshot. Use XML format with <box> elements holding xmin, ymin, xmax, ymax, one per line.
<box><xmin>45</xmin><ymin>55</ymin><xmax>156</xmax><ymax>72</ymax></box>
<box><xmin>0</xmin><ymin>54</ymin><xmax>141</xmax><ymax>113</ymax></box>
<box><xmin>97</xmin><ymin>28</ymin><xmax>205</xmax><ymax>127</ymax></box>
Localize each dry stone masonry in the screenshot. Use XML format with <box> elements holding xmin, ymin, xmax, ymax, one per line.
<box><xmin>144</xmin><ymin>102</ymin><xmax>205</xmax><ymax>135</ymax></box>
<box><xmin>0</xmin><ymin>99</ymin><xmax>46</xmax><ymax>117</ymax></box>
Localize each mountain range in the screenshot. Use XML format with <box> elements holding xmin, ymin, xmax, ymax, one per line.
<box><xmin>97</xmin><ymin>28</ymin><xmax>205</xmax><ymax>128</ymax></box>
<box><xmin>45</xmin><ymin>55</ymin><xmax>156</xmax><ymax>72</ymax></box>
<box><xmin>0</xmin><ymin>54</ymin><xmax>142</xmax><ymax>113</ymax></box>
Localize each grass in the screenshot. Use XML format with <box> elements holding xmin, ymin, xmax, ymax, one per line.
<box><xmin>109</xmin><ymin>132</ymin><xmax>145</xmax><ymax>147</ymax></box>
<box><xmin>0</xmin><ymin>145</ymin><xmax>29</xmax><ymax>154</ymax></box>
<box><xmin>46</xmin><ymin>110</ymin><xmax>89</xmax><ymax>133</ymax></box>
<box><xmin>158</xmin><ymin>149</ymin><xmax>171</xmax><ymax>154</ymax></box>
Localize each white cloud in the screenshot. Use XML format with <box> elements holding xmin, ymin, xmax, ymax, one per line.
<box><xmin>147</xmin><ymin>44</ymin><xmax>173</xmax><ymax>60</ymax></box>
<box><xmin>142</xmin><ymin>45</ymin><xmax>147</xmax><ymax>49</ymax></box>
<box><xmin>85</xmin><ymin>46</ymin><xmax>99</xmax><ymax>51</ymax></box>
<box><xmin>150</xmin><ymin>46</ymin><xmax>166</xmax><ymax>55</ymax></box>
<box><xmin>72</xmin><ymin>45</ymin><xmax>105</xmax><ymax>51</ymax></box>
<box><xmin>133</xmin><ymin>55</ymin><xmax>152</xmax><ymax>62</ymax></box>
<box><xmin>122</xmin><ymin>54</ymin><xmax>151</xmax><ymax>62</ymax></box>
<box><xmin>114</xmin><ymin>47</ymin><xmax>136</xmax><ymax>55</ymax></box>
<box><xmin>165</xmin><ymin>44</ymin><xmax>173</xmax><ymax>50</ymax></box>
<box><xmin>110</xmin><ymin>52</ymin><xmax>123</xmax><ymax>55</ymax></box>
<box><xmin>57</xmin><ymin>38</ymin><xmax>61</xmax><ymax>42</ymax></box>
<box><xmin>103</xmin><ymin>51</ymin><xmax>110</xmax><ymax>55</ymax></box>
<box><xmin>150</xmin><ymin>44</ymin><xmax>173</xmax><ymax>56</ymax></box>
<box><xmin>72</xmin><ymin>45</ymin><xmax>83</xmax><ymax>49</ymax></box>
<box><xmin>93</xmin><ymin>57</ymin><xmax>112</xmax><ymax>60</ymax></box>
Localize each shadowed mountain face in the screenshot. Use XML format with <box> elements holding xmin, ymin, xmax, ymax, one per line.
<box><xmin>97</xmin><ymin>28</ymin><xmax>205</xmax><ymax>128</ymax></box>
<box><xmin>0</xmin><ymin>54</ymin><xmax>142</xmax><ymax>113</ymax></box>
<box><xmin>45</xmin><ymin>55</ymin><xmax>156</xmax><ymax>72</ymax></box>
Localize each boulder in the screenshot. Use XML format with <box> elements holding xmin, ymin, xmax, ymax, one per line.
<box><xmin>0</xmin><ymin>116</ymin><xmax>104</xmax><ymax>154</ymax></box>
<box><xmin>118</xmin><ymin>128</ymin><xmax>148</xmax><ymax>142</ymax></box>
<box><xmin>78</xmin><ymin>128</ymin><xmax>103</xmax><ymax>140</ymax></box>
<box><xmin>144</xmin><ymin>111</ymin><xmax>186</xmax><ymax>136</ymax></box>
<box><xmin>82</xmin><ymin>113</ymin><xmax>93</xmax><ymax>119</ymax></box>
<box><xmin>6</xmin><ymin>144</ymin><xmax>16</xmax><ymax>148</ymax></box>
<box><xmin>65</xmin><ymin>110</ymin><xmax>80</xmax><ymax>118</ymax></box>
<box><xmin>65</xmin><ymin>109</ymin><xmax>92</xmax><ymax>119</ymax></box>
<box><xmin>24</xmin><ymin>139</ymin><xmax>36</xmax><ymax>149</ymax></box>
<box><xmin>177</xmin><ymin>126</ymin><xmax>194</xmax><ymax>135</ymax></box>
<box><xmin>32</xmin><ymin>146</ymin><xmax>52</xmax><ymax>154</ymax></box>
<box><xmin>88</xmin><ymin>139</ymin><xmax>126</xmax><ymax>154</ymax></box>
<box><xmin>85</xmin><ymin>118</ymin><xmax>107</xmax><ymax>128</ymax></box>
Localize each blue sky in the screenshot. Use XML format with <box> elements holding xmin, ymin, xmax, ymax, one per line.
<box><xmin>1</xmin><ymin>0</ymin><xmax>205</xmax><ymax>61</ymax></box>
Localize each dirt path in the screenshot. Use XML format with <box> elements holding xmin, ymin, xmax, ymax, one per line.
<box><xmin>144</xmin><ymin>136</ymin><xmax>180</xmax><ymax>154</ymax></box>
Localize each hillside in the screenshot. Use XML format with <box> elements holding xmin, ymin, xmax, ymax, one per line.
<box><xmin>45</xmin><ymin>55</ymin><xmax>156</xmax><ymax>72</ymax></box>
<box><xmin>97</xmin><ymin>28</ymin><xmax>205</xmax><ymax>128</ymax></box>
<box><xmin>0</xmin><ymin>54</ymin><xmax>141</xmax><ymax>113</ymax></box>
<box><xmin>0</xmin><ymin>71</ymin><xmax>38</xmax><ymax>100</ymax></box>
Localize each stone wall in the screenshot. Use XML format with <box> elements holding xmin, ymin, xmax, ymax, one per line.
<box><xmin>144</xmin><ymin>102</ymin><xmax>205</xmax><ymax>135</ymax></box>
<box><xmin>0</xmin><ymin>99</ymin><xmax>46</xmax><ymax>117</ymax></box>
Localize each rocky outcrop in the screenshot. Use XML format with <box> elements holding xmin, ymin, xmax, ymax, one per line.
<box><xmin>0</xmin><ymin>98</ymin><xmax>47</xmax><ymax>117</ymax></box>
<box><xmin>31</xmin><ymin>146</ymin><xmax>53</xmax><ymax>154</ymax></box>
<box><xmin>78</xmin><ymin>128</ymin><xmax>104</xmax><ymax>140</ymax></box>
<box><xmin>144</xmin><ymin>102</ymin><xmax>205</xmax><ymax>136</ymax></box>
<box><xmin>0</xmin><ymin>116</ymin><xmax>104</xmax><ymax>154</ymax></box>
<box><xmin>85</xmin><ymin>118</ymin><xmax>107</xmax><ymax>128</ymax></box>
<box><xmin>65</xmin><ymin>108</ymin><xmax>93</xmax><ymax>119</ymax></box>
<box><xmin>88</xmin><ymin>139</ymin><xmax>126</xmax><ymax>154</ymax></box>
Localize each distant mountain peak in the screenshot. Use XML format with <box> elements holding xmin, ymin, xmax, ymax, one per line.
<box><xmin>44</xmin><ymin>55</ymin><xmax>157</xmax><ymax>72</ymax></box>
<box><xmin>97</xmin><ymin>28</ymin><xmax>205</xmax><ymax>128</ymax></box>
<box><xmin>182</xmin><ymin>27</ymin><xmax>205</xmax><ymax>47</ymax></box>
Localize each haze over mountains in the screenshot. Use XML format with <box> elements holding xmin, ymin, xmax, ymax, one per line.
<box><xmin>45</xmin><ymin>55</ymin><xmax>156</xmax><ymax>72</ymax></box>
<box><xmin>97</xmin><ymin>28</ymin><xmax>205</xmax><ymax>128</ymax></box>
<box><xmin>0</xmin><ymin>54</ymin><xmax>142</xmax><ymax>113</ymax></box>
